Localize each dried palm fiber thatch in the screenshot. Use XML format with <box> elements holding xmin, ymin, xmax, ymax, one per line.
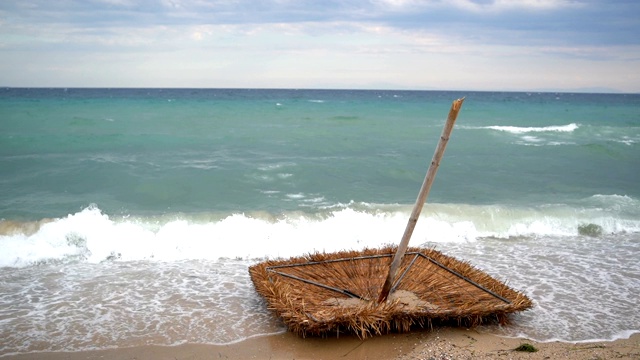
<box><xmin>249</xmin><ymin>98</ymin><xmax>533</xmax><ymax>338</ymax></box>
<box><xmin>249</xmin><ymin>246</ymin><xmax>533</xmax><ymax>338</ymax></box>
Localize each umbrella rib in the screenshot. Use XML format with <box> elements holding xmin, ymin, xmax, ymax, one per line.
<box><xmin>390</xmin><ymin>253</ymin><xmax>421</xmax><ymax>293</ymax></box>
<box><xmin>419</xmin><ymin>254</ymin><xmax>512</xmax><ymax>304</ymax></box>
<box><xmin>268</xmin><ymin>269</ymin><xmax>369</xmax><ymax>300</ymax></box>
<box><xmin>266</xmin><ymin>253</ymin><xmax>392</xmax><ymax>270</ymax></box>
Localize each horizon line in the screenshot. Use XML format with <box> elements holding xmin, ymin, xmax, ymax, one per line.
<box><xmin>2</xmin><ymin>86</ymin><xmax>636</xmax><ymax>95</ymax></box>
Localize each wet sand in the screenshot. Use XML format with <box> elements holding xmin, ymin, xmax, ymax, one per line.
<box><xmin>3</xmin><ymin>328</ymin><xmax>639</xmax><ymax>360</ymax></box>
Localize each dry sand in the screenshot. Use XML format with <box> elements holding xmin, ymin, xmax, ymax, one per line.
<box><xmin>399</xmin><ymin>328</ymin><xmax>640</xmax><ymax>360</ymax></box>
<box><xmin>3</xmin><ymin>327</ymin><xmax>639</xmax><ymax>360</ymax></box>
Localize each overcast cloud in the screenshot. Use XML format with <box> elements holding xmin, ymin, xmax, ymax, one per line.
<box><xmin>1</xmin><ymin>0</ymin><xmax>639</xmax><ymax>91</ymax></box>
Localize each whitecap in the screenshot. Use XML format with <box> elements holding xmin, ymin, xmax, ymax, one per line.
<box><xmin>486</xmin><ymin>123</ymin><xmax>579</xmax><ymax>134</ymax></box>
<box><xmin>285</xmin><ymin>193</ymin><xmax>305</xmax><ymax>199</ymax></box>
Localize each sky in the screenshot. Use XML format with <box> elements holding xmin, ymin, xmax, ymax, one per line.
<box><xmin>0</xmin><ymin>0</ymin><xmax>639</xmax><ymax>92</ymax></box>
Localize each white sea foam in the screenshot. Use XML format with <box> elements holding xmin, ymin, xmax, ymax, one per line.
<box><xmin>617</xmin><ymin>137</ymin><xmax>637</xmax><ymax>145</ymax></box>
<box><xmin>0</xmin><ymin>258</ymin><xmax>285</xmax><ymax>354</ymax></box>
<box><xmin>285</xmin><ymin>193</ymin><xmax>305</xmax><ymax>200</ymax></box>
<box><xmin>520</xmin><ymin>135</ymin><xmax>542</xmax><ymax>143</ymax></box>
<box><xmin>484</xmin><ymin>123</ymin><xmax>579</xmax><ymax>134</ymax></box>
<box><xmin>1</xmin><ymin>203</ymin><xmax>639</xmax><ymax>354</ymax></box>
<box><xmin>259</xmin><ymin>190</ymin><xmax>280</xmax><ymax>195</ymax></box>
<box><xmin>438</xmin><ymin>229</ymin><xmax>640</xmax><ymax>343</ymax></box>
<box><xmin>257</xmin><ymin>162</ymin><xmax>296</xmax><ymax>171</ymax></box>
<box><xmin>1</xmin><ymin>200</ymin><xmax>638</xmax><ymax>268</ymax></box>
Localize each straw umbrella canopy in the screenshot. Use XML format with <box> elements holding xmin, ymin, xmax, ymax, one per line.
<box><xmin>249</xmin><ymin>246</ymin><xmax>533</xmax><ymax>338</ymax></box>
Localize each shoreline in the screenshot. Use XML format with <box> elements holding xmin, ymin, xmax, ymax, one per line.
<box><xmin>3</xmin><ymin>328</ymin><xmax>639</xmax><ymax>360</ymax></box>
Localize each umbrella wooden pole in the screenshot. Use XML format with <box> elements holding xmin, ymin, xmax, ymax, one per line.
<box><xmin>378</xmin><ymin>97</ymin><xmax>465</xmax><ymax>303</ymax></box>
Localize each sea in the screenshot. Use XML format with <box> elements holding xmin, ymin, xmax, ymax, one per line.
<box><xmin>1</xmin><ymin>88</ymin><xmax>639</xmax><ymax>356</ymax></box>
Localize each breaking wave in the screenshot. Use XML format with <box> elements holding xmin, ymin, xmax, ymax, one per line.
<box><xmin>2</xmin><ymin>195</ymin><xmax>638</xmax><ymax>268</ymax></box>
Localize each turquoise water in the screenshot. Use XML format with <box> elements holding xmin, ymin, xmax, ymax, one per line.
<box><xmin>1</xmin><ymin>88</ymin><xmax>639</xmax><ymax>354</ymax></box>
<box><xmin>3</xmin><ymin>89</ymin><xmax>638</xmax><ymax>219</ymax></box>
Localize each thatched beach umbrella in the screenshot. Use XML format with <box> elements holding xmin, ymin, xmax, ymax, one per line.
<box><xmin>249</xmin><ymin>98</ymin><xmax>533</xmax><ymax>338</ymax></box>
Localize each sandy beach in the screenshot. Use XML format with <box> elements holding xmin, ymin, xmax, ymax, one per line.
<box><xmin>4</xmin><ymin>327</ymin><xmax>638</xmax><ymax>360</ymax></box>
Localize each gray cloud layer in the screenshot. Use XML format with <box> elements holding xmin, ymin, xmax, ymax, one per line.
<box><xmin>2</xmin><ymin>0</ymin><xmax>638</xmax><ymax>46</ymax></box>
